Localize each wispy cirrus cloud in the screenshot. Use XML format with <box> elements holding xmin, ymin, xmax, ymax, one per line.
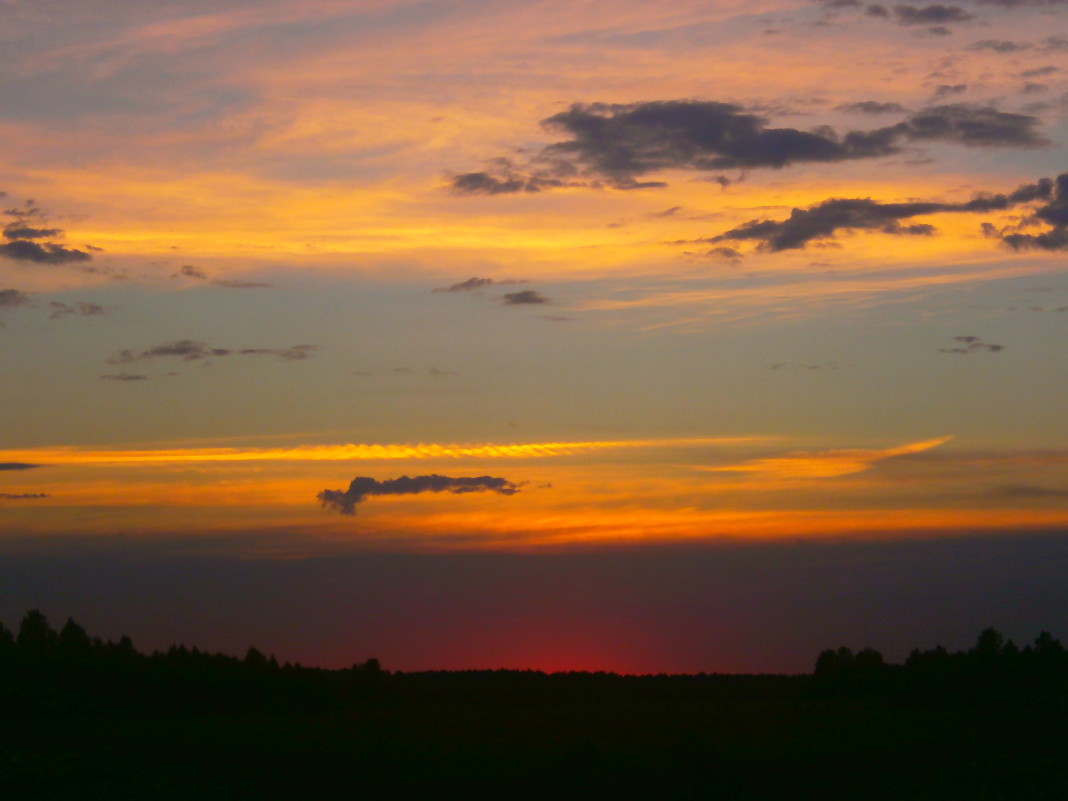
<box><xmin>0</xmin><ymin>436</ymin><xmax>765</xmax><ymax>467</ymax></box>
<box><xmin>704</xmin><ymin>437</ymin><xmax>952</xmax><ymax>479</ymax></box>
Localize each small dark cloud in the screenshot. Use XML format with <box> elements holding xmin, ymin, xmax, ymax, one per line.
<box><xmin>109</xmin><ymin>340</ymin><xmax>317</xmax><ymax>364</ymax></box>
<box><xmin>932</xmin><ymin>84</ymin><xmax>967</xmax><ymax>100</ymax></box>
<box><xmin>836</xmin><ymin>101</ymin><xmax>908</xmax><ymax>114</ymax></box>
<box><xmin>892</xmin><ymin>4</ymin><xmax>973</xmax><ymax>26</ymax></box>
<box><xmin>1044</xmin><ymin>36</ymin><xmax>1068</xmax><ymax>53</ymax></box>
<box><xmin>237</xmin><ymin>345</ymin><xmax>317</xmax><ymax>360</ymax></box>
<box><xmin>967</xmin><ymin>39</ymin><xmax>1031</xmax><ymax>52</ymax></box>
<box><xmin>866</xmin><ymin>3</ymin><xmax>891</xmax><ymax>16</ymax></box>
<box><xmin>99</xmin><ymin>373</ymin><xmax>149</xmax><ymax>381</ymax></box>
<box><xmin>1023</xmin><ymin>83</ymin><xmax>1049</xmax><ymax>95</ymax></box>
<box><xmin>651</xmin><ymin>206</ymin><xmax>683</xmax><ymax>218</ymax></box>
<box><xmin>176</xmin><ymin>265</ymin><xmax>270</xmax><ymax>288</ymax></box>
<box><xmin>3</xmin><ymin>225</ymin><xmax>62</xmax><ymax>240</ymax></box>
<box><xmin>49</xmin><ymin>301</ymin><xmax>107</xmax><ymax>320</ymax></box>
<box><xmin>502</xmin><ymin>290</ymin><xmax>550</xmax><ymax>305</ymax></box>
<box><xmin>1021</xmin><ymin>66</ymin><xmax>1059</xmax><ymax>78</ymax></box>
<box><xmin>0</xmin><ymin>493</ymin><xmax>49</xmax><ymax>500</ymax></box>
<box><xmin>0</xmin><ymin>288</ymin><xmax>32</xmax><ymax>308</ymax></box>
<box><xmin>436</xmin><ymin>277</ymin><xmax>494</xmax><ymax>292</ymax></box>
<box><xmin>709</xmin><ymin>172</ymin><xmax>1059</xmax><ymax>251</ymax></box>
<box><xmin>212</xmin><ymin>279</ymin><xmax>272</xmax><ymax>289</ymax></box>
<box><xmin>708</xmin><ymin>246</ymin><xmax>743</xmax><ymax>260</ymax></box>
<box><xmin>0</xmin><ymin>462</ymin><xmax>40</xmax><ymax>471</ymax></box>
<box><xmin>318</xmin><ymin>473</ymin><xmax>522</xmax><ymax>515</ymax></box>
<box><xmin>939</xmin><ymin>335</ymin><xmax>1005</xmax><ymax>354</ymax></box>
<box><xmin>539</xmin><ymin>315</ymin><xmax>574</xmax><ymax>322</ymax></box>
<box><xmin>0</xmin><ymin>240</ymin><xmax>91</xmax><ymax>265</ymax></box>
<box><xmin>448</xmin><ymin>157</ymin><xmax>574</xmax><ymax>195</ymax></box>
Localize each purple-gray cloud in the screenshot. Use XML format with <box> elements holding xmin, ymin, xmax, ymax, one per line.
<box><xmin>318</xmin><ymin>473</ymin><xmax>523</xmax><ymax>515</ymax></box>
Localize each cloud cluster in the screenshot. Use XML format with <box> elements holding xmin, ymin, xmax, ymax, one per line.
<box><xmin>318</xmin><ymin>473</ymin><xmax>522</xmax><ymax>515</ymax></box>
<box><xmin>49</xmin><ymin>301</ymin><xmax>107</xmax><ymax>319</ymax></box>
<box><xmin>108</xmin><ymin>340</ymin><xmax>316</xmax><ymax>364</ymax></box>
<box><xmin>449</xmin><ymin>102</ymin><xmax>1046</xmax><ymax>194</ymax></box>
<box><xmin>1001</xmin><ymin>173</ymin><xmax>1068</xmax><ymax>251</ymax></box>
<box><xmin>0</xmin><ymin>201</ymin><xmax>93</xmax><ymax>266</ymax></box>
<box><xmin>707</xmin><ymin>172</ymin><xmax>1062</xmax><ymax>251</ymax></box>
<box><xmin>939</xmin><ymin>335</ymin><xmax>1004</xmax><ymax>354</ymax></box>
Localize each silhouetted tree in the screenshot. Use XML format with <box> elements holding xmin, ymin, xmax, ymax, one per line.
<box><xmin>973</xmin><ymin>627</ymin><xmax>1005</xmax><ymax>660</ymax></box>
<box><xmin>16</xmin><ymin>609</ymin><xmax>56</xmax><ymax>655</ymax></box>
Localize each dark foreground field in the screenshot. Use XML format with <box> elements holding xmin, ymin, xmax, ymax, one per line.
<box><xmin>2</xmin><ymin>613</ymin><xmax>1065</xmax><ymax>800</ymax></box>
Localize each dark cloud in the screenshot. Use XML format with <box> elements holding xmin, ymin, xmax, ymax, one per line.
<box><xmin>651</xmin><ymin>206</ymin><xmax>683</xmax><ymax>217</ymax></box>
<box><xmin>932</xmin><ymin>84</ymin><xmax>967</xmax><ymax>100</ymax></box>
<box><xmin>109</xmin><ymin>340</ymin><xmax>317</xmax><ymax>364</ymax></box>
<box><xmin>1001</xmin><ymin>173</ymin><xmax>1068</xmax><ymax>251</ymax></box>
<box><xmin>212</xmin><ymin>279</ymin><xmax>272</xmax><ymax>289</ymax></box>
<box><xmin>0</xmin><ymin>240</ymin><xmax>92</xmax><ymax>265</ymax></box>
<box><xmin>0</xmin><ymin>463</ymin><xmax>39</xmax><ymax>470</ymax></box>
<box><xmin>176</xmin><ymin>264</ymin><xmax>270</xmax><ymax>288</ymax></box>
<box><xmin>99</xmin><ymin>372</ymin><xmax>150</xmax><ymax>381</ymax></box>
<box><xmin>3</xmin><ymin>225</ymin><xmax>62</xmax><ymax>240</ymax></box>
<box><xmin>448</xmin><ymin>157</ymin><xmax>575</xmax><ymax>195</ymax></box>
<box><xmin>1020</xmin><ymin>66</ymin><xmax>1059</xmax><ymax>78</ymax></box>
<box><xmin>501</xmin><ymin>290</ymin><xmax>550</xmax><ymax>305</ymax></box>
<box><xmin>898</xmin><ymin>104</ymin><xmax>1046</xmax><ymax>147</ymax></box>
<box><xmin>49</xmin><ymin>301</ymin><xmax>107</xmax><ymax>320</ymax></box>
<box><xmin>0</xmin><ymin>493</ymin><xmax>48</xmax><ymax>500</ymax></box>
<box><xmin>836</xmin><ymin>101</ymin><xmax>908</xmax><ymax>113</ymax></box>
<box><xmin>437</xmin><ymin>277</ymin><xmax>494</xmax><ymax>292</ymax></box>
<box><xmin>709</xmin><ymin>173</ymin><xmax>1059</xmax><ymax>251</ymax></box>
<box><xmin>0</xmin><ymin>288</ymin><xmax>32</xmax><ymax>308</ymax></box>
<box><xmin>318</xmin><ymin>474</ymin><xmax>522</xmax><ymax>515</ymax></box>
<box><xmin>179</xmin><ymin>264</ymin><xmax>208</xmax><ymax>279</ymax></box>
<box><xmin>939</xmin><ymin>335</ymin><xmax>1005</xmax><ymax>354</ymax></box>
<box><xmin>966</xmin><ymin>39</ymin><xmax>1031</xmax><ymax>52</ymax></box>
<box><xmin>893</xmin><ymin>4</ymin><xmax>974</xmax><ymax>25</ymax></box>
<box><xmin>450</xmin><ymin>101</ymin><xmax>1045</xmax><ymax>194</ymax></box>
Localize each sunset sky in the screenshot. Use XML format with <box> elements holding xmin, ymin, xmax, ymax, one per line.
<box><xmin>2</xmin><ymin>0</ymin><xmax>1068</xmax><ymax>673</ymax></box>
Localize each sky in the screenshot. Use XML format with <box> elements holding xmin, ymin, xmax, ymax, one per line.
<box><xmin>2</xmin><ymin>0</ymin><xmax>1068</xmax><ymax>673</ymax></box>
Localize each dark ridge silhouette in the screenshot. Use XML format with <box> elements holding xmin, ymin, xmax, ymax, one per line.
<box><xmin>1</xmin><ymin>610</ymin><xmax>1065</xmax><ymax>799</ymax></box>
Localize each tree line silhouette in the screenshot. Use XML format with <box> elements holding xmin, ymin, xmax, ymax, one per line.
<box><xmin>2</xmin><ymin>609</ymin><xmax>1066</xmax><ymax>716</ymax></box>
<box><xmin>2</xmin><ymin>610</ymin><xmax>1066</xmax><ymax>799</ymax></box>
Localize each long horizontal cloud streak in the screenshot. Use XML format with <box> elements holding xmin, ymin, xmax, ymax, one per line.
<box><xmin>318</xmin><ymin>474</ymin><xmax>521</xmax><ymax>515</ymax></box>
<box><xmin>0</xmin><ymin>437</ymin><xmax>763</xmax><ymax>466</ymax></box>
<box><xmin>708</xmin><ymin>173</ymin><xmax>1064</xmax><ymax>251</ymax></box>
<box><xmin>705</xmin><ymin>437</ymin><xmax>953</xmax><ymax>479</ymax></box>
<box><xmin>450</xmin><ymin>101</ymin><xmax>1046</xmax><ymax>193</ymax></box>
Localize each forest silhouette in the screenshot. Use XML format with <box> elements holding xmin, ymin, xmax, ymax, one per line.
<box><xmin>1</xmin><ymin>610</ymin><xmax>1065</xmax><ymax>799</ymax></box>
